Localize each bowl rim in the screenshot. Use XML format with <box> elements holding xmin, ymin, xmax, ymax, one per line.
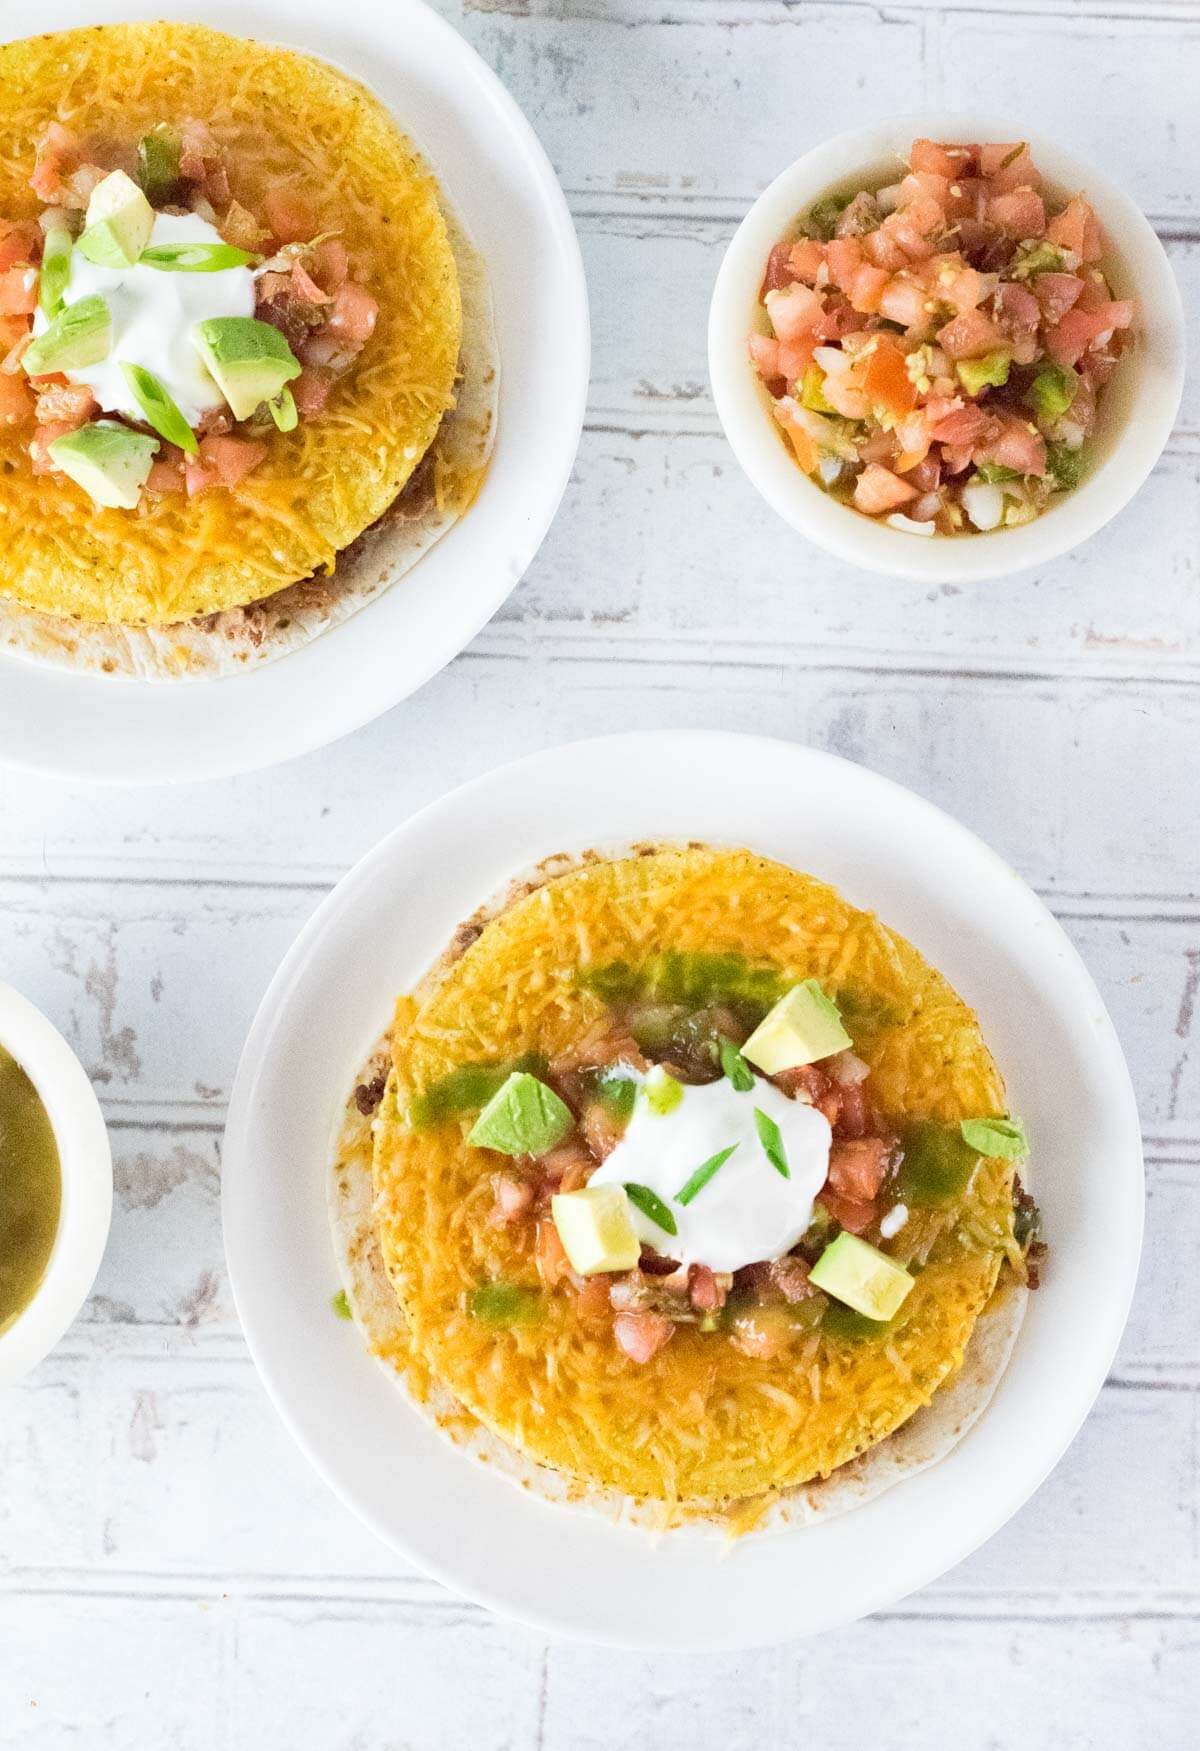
<box><xmin>222</xmin><ymin>728</ymin><xmax>1145</xmax><ymax>1647</ymax></box>
<box><xmin>708</xmin><ymin>111</ymin><xmax>1187</xmax><ymax>583</ymax></box>
<box><xmin>0</xmin><ymin>983</ymin><xmax>112</xmax><ymax>1383</ymax></box>
<box><xmin>0</xmin><ymin>0</ymin><xmax>590</xmax><ymax>785</ymax></box>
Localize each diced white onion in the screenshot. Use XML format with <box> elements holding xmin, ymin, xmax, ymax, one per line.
<box><xmin>813</xmin><ymin>345</ymin><xmax>851</xmax><ymax>376</ymax></box>
<box><xmin>817</xmin><ymin>455</ymin><xmax>844</xmax><ymax>485</ymax></box>
<box><xmin>827</xmin><ymin>1049</ymin><xmax>870</xmax><ymax>1087</ymax></box>
<box><xmin>875</xmin><ymin>182</ymin><xmax>902</xmax><ymax>214</ymax></box>
<box><xmin>961</xmin><ymin>482</ymin><xmax>1005</xmax><ymax>532</ymax></box>
<box><xmin>886</xmin><ymin>513</ymin><xmax>936</xmax><ymax>536</ymax></box>
<box><xmin>880</xmin><ymin>1203</ymin><xmax>909</xmax><ymax>1239</ymax></box>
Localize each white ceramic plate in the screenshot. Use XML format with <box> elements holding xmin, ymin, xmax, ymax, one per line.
<box><xmin>0</xmin><ymin>0</ymin><xmax>588</xmax><ymax>784</ymax></box>
<box><xmin>223</xmin><ymin>731</ymin><xmax>1143</xmax><ymax>1648</ymax></box>
<box><xmin>709</xmin><ymin>114</ymin><xmax>1186</xmax><ymax>582</ymax></box>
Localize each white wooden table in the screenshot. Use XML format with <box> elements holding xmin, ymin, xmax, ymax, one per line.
<box><xmin>1</xmin><ymin>1</ymin><xmax>1197</xmax><ymax>1743</ymax></box>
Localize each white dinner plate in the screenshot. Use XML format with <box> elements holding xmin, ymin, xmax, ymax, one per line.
<box><xmin>223</xmin><ymin>731</ymin><xmax>1143</xmax><ymax>1648</ymax></box>
<box><xmin>0</xmin><ymin>0</ymin><xmax>588</xmax><ymax>783</ymax></box>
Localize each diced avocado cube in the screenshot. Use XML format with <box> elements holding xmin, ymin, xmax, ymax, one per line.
<box><xmin>47</xmin><ymin>421</ymin><xmax>158</xmax><ymax>510</ymax></box>
<box><xmin>136</xmin><ymin>127</ymin><xmax>182</xmax><ymax>206</ymax></box>
<box><xmin>23</xmin><ymin>293</ymin><xmax>111</xmax><ymax>376</ymax></box>
<box><xmin>191</xmin><ymin>316</ymin><xmax>302</xmax><ymax>420</ymax></box>
<box><xmin>1028</xmin><ymin>364</ymin><xmax>1079</xmax><ymax>424</ymax></box>
<box><xmin>956</xmin><ymin>351</ymin><xmax>1011</xmax><ymax>397</ymax></box>
<box><xmin>76</xmin><ymin>169</ymin><xmax>155</xmax><ymax>269</ymax></box>
<box><xmin>1046</xmin><ymin>442</ymin><xmax>1085</xmax><ymax>491</ymax></box>
<box><xmin>551</xmin><ymin>1186</ymin><xmax>641</xmax><ymax>1276</ymax></box>
<box><xmin>641</xmin><ymin>1064</ymin><xmax>683</xmax><ymax>1116</ymax></box>
<box><xmin>1010</xmin><ymin>241</ymin><xmax>1066</xmax><ymax>280</ymax></box>
<box><xmin>466</xmin><ymin>1070</ymin><xmax>573</xmax><ymax>1156</ymax></box>
<box><xmin>741</xmin><ymin>980</ymin><xmax>851</xmax><ymax>1074</ymax></box>
<box><xmin>809</xmin><ymin>1232</ymin><xmax>914</xmax><ymax>1321</ymax></box>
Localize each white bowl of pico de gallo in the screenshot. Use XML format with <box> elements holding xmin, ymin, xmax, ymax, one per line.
<box><xmin>708</xmin><ymin>116</ymin><xmax>1186</xmax><ymax>582</ymax></box>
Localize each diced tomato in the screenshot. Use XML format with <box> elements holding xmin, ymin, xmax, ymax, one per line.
<box><xmin>145</xmin><ymin>459</ymin><xmax>185</xmax><ymax>495</ymax></box>
<box><xmin>220</xmin><ymin>200</ymin><xmax>266</xmax><ymax>253</ymax></box>
<box><xmin>749</xmin><ymin>333</ymin><xmax>781</xmax><ymax>381</ymax></box>
<box><xmin>29</xmin><ymin>421</ymin><xmax>76</xmax><ymax>474</ymax></box>
<box><xmin>535</xmin><ymin>1217</ymin><xmax>571</xmax><ymax>1288</ymax></box>
<box><xmin>816</xmin><ymin>1187</ymin><xmax>877</xmax><ymax>1234</ymax></box>
<box><xmin>853</xmin><ymin>463</ymin><xmax>917</xmax><ymax>515</ymax></box>
<box><xmin>775</xmin><ymin>406</ymin><xmax>820</xmax><ymax>473</ymax></box>
<box><xmin>1044</xmin><ymin>303</ymin><xmax>1129</xmax><ymax>367</ymax></box>
<box><xmin>179</xmin><ymin>117</ymin><xmax>217</xmax><ymax>181</ymax></box>
<box><xmin>613</xmin><ymin>1311</ymin><xmax>673</xmax><ymax>1364</ymax></box>
<box><xmin>987</xmin><ymin>188</ymin><xmax>1046</xmax><ymax>238</ymax></box>
<box><xmin>818</xmin><ymin>371</ymin><xmax>868</xmax><ymax>420</ymax></box>
<box><xmin>688</xmin><ymin>1264</ymin><xmax>726</xmax><ymax>1314</ymax></box>
<box><xmin>765</xmin><ymin>282</ymin><xmax>824</xmax><ymax>342</ymax></box>
<box><xmin>835</xmin><ymin>1082</ymin><xmax>870</xmax><ymax>1139</ymax></box>
<box><xmin>1033</xmin><ymin>271</ymin><xmax>1084</xmax><ymax>325</ymax></box>
<box><xmin>825</xmin><ymin>236</ymin><xmax>864</xmax><ymax>291</ymax></box>
<box><xmin>290</xmin><ymin>259</ymin><xmax>330</xmax><ymax>306</ymax></box>
<box><xmin>1046</xmin><ymin>195</ymin><xmax>1102</xmax><ymax>263</ymax></box>
<box><xmin>0</xmin><ymin>223</ymin><xmax>37</xmax><ymax>275</ymax></box>
<box><xmin>761</xmin><ymin>242</ymin><xmax>795</xmax><ymax>296</ymax></box>
<box><xmin>976</xmin><ymin>412</ymin><xmax>1047</xmax><ymax>477</ymax></box>
<box><xmin>826</xmin><ymin>1137</ymin><xmax>890</xmax><ymax>1202</ymax></box>
<box><xmin>29</xmin><ymin>122</ymin><xmax>78</xmax><ymax>202</ymax></box>
<box><xmin>994</xmin><ymin>280</ymin><xmax>1041</xmax><ymax>337</ymax></box>
<box><xmin>878</xmin><ymin>275</ymin><xmax>930</xmax><ymax>330</ymax></box>
<box><xmin>844</xmin><ymin>263</ymin><xmax>889</xmax><ymax>315</ymax></box>
<box><xmin>898</xmin><ymin>171</ymin><xmax>951</xmax><ymax>212</ymax></box>
<box><xmin>326</xmin><ymin>281</ymin><xmax>378</xmax><ymax>345</ymax></box>
<box><xmin>777</xmin><ymin>336</ymin><xmax>817</xmax><ymax>378</ymax></box>
<box><xmin>0</xmin><ymin>372</ymin><xmax>33</xmax><ymax>427</ymax></box>
<box><xmin>936</xmin><ymin>308</ymin><xmax>1009</xmax><ymax>360</ymax></box>
<box><xmin>310</xmin><ymin>238</ymin><xmax>349</xmax><ymax>294</ymax></box>
<box><xmin>265</xmin><ymin>186</ymin><xmax>319</xmax><ymax>245</ymax></box>
<box><xmin>980</xmin><ymin>143</ymin><xmax>1039</xmax><ymax>192</ymax></box>
<box><xmin>195</xmin><ymin>435</ymin><xmax>267</xmax><ymax>489</ymax></box>
<box><xmin>814</xmin><ymin>300</ymin><xmax>863</xmax><ymax>342</ymax></box>
<box><xmin>926</xmin><ymin>400</ymin><xmax>989</xmax><ymax>446</ymax></box>
<box><xmin>33</xmin><ymin>381</ymin><xmax>96</xmax><ymax>425</ymax></box>
<box><xmin>909</xmin><ymin>138</ymin><xmax>961</xmax><ymax>180</ymax></box>
<box><xmin>787</xmin><ymin>238</ymin><xmax>826</xmax><ymax>286</ymax></box>
<box><xmin>574</xmin><ymin>1276</ymin><xmax>611</xmax><ymax>1320</ymax></box>
<box><xmin>184</xmin><ymin>459</ymin><xmax>217</xmax><ymax>497</ymax></box>
<box><xmin>0</xmin><ymin>265</ymin><xmax>38</xmax><ymax>316</ymax></box>
<box><xmin>861</xmin><ymin>227</ymin><xmax>908</xmax><ymax>273</ymax></box>
<box><xmin>861</xmin><ymin>338</ymin><xmax>918</xmax><ymax>416</ymax></box>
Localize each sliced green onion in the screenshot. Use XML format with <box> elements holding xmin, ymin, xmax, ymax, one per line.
<box><xmin>624</xmin><ymin>1182</ymin><xmax>678</xmax><ymax>1237</ymax></box>
<box><xmin>675</xmin><ymin>1143</ymin><xmax>738</xmax><ymax>1207</ymax></box>
<box><xmin>139</xmin><ymin>241</ymin><xmax>259</xmax><ymax>272</ymax></box>
<box><xmin>960</xmin><ymin>1115</ymin><xmax>1029</xmax><ymax>1160</ymax></box>
<box><xmin>38</xmin><ymin>222</ymin><xmax>73</xmax><ymax>318</ymax></box>
<box><xmin>718</xmin><ymin>1037</ymin><xmax>755</xmax><ymax>1093</ymax></box>
<box><xmin>121</xmin><ymin>362</ymin><xmax>198</xmax><ymax>455</ymax></box>
<box><xmin>268</xmin><ymin>385</ymin><xmax>298</xmax><ymax>432</ymax></box>
<box><xmin>754</xmin><ymin>1108</ymin><xmax>789</xmax><ymax>1179</ymax></box>
<box><xmin>330</xmin><ymin>1289</ymin><xmax>351</xmax><ymax>1320</ymax></box>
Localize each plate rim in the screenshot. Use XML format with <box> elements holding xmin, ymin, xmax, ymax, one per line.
<box><xmin>222</xmin><ymin>729</ymin><xmax>1145</xmax><ymax>1648</ymax></box>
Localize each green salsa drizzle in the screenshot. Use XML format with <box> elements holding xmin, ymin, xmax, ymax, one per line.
<box><xmin>468</xmin><ymin>1284</ymin><xmax>543</xmax><ymax>1327</ymax></box>
<box><xmin>896</xmin><ymin>1119</ymin><xmax>980</xmax><ymax>1208</ymax></box>
<box><xmin>409</xmin><ymin>1053</ymin><xmax>546</xmax><ymax>1129</ymax></box>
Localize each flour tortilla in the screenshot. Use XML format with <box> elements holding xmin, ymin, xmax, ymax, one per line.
<box><xmin>325</xmin><ymin>850</ymin><xmax>1028</xmax><ymax>1534</ymax></box>
<box><xmin>0</xmin><ymin>205</ymin><xmax>497</xmax><ymax>680</ymax></box>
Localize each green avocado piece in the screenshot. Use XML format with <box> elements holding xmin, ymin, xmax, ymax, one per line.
<box><xmin>191</xmin><ymin>316</ymin><xmax>302</xmax><ymax>420</ymax></box>
<box><xmin>75</xmin><ymin>169</ymin><xmax>155</xmax><ymax>269</ymax></box>
<box><xmin>1028</xmin><ymin>363</ymin><xmax>1079</xmax><ymax>424</ymax></box>
<box><xmin>896</xmin><ymin>1119</ymin><xmax>980</xmax><ymax>1208</ymax></box>
<box><xmin>23</xmin><ymin>293</ymin><xmax>111</xmax><ymax>376</ymax></box>
<box><xmin>741</xmin><ymin>980</ymin><xmax>851</xmax><ymax>1074</ymax></box>
<box><xmin>956</xmin><ymin>350</ymin><xmax>1012</xmax><ymax>397</ymax></box>
<box><xmin>809</xmin><ymin>1232</ymin><xmax>914</xmax><ymax>1321</ymax></box>
<box><xmin>47</xmin><ymin>421</ymin><xmax>158</xmax><ymax>510</ymax></box>
<box><xmin>466</xmin><ymin>1071</ymin><xmax>573</xmax><ymax>1157</ymax></box>
<box><xmin>136</xmin><ymin>127</ymin><xmax>182</xmax><ymax>206</ymax></box>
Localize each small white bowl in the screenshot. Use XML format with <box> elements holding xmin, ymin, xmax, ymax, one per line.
<box><xmin>709</xmin><ymin>115</ymin><xmax>1186</xmax><ymax>583</ymax></box>
<box><xmin>0</xmin><ymin>984</ymin><xmax>112</xmax><ymax>1385</ymax></box>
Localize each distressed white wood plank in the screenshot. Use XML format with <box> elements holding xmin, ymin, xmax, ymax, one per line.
<box><xmin>0</xmin><ymin>654</ymin><xmax>1198</xmax><ymax>893</ymax></box>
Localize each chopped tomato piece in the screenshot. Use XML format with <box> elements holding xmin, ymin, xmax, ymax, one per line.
<box><xmin>987</xmin><ymin>188</ymin><xmax>1046</xmax><ymax>238</ymax></box>
<box><xmin>936</xmin><ymin>309</ymin><xmax>1009</xmax><ymax>360</ymax></box>
<box><xmin>326</xmin><ymin>281</ymin><xmax>378</xmax><ymax>345</ymax></box>
<box><xmin>29</xmin><ymin>122</ymin><xmax>78</xmax><ymax>202</ymax></box>
<box><xmin>0</xmin><ymin>371</ymin><xmax>33</xmax><ymax>427</ymax></box>
<box><xmin>976</xmin><ymin>413</ymin><xmax>1047</xmax><ymax>477</ymax></box>
<box><xmin>29</xmin><ymin>421</ymin><xmax>76</xmax><ymax>474</ymax></box>
<box><xmin>535</xmin><ymin>1217</ymin><xmax>571</xmax><ymax>1288</ymax></box>
<box><xmin>146</xmin><ymin>459</ymin><xmax>185</xmax><ymax>495</ymax></box>
<box><xmin>787</xmin><ymin>238</ymin><xmax>826</xmax><ymax>285</ymax></box>
<box><xmin>860</xmin><ymin>339</ymin><xmax>917</xmax><ymax>416</ymax></box>
<box><xmin>926</xmin><ymin>401</ymin><xmax>988</xmax><ymax>446</ymax></box>
<box><xmin>1046</xmin><ymin>196</ymin><xmax>1102</xmax><ymax>263</ymax></box>
<box><xmin>764</xmin><ymin>282</ymin><xmax>823</xmax><ymax>342</ymax></box>
<box><xmin>748</xmin><ymin>332</ymin><xmax>781</xmax><ymax>381</ymax></box>
<box><xmin>613</xmin><ymin>1311</ymin><xmax>673</xmax><ymax>1364</ymax></box>
<box><xmin>816</xmin><ymin>1187</ymin><xmax>877</xmax><ymax>1234</ymax></box>
<box><xmin>853</xmin><ymin>464</ymin><xmax>917</xmax><ymax>515</ymax></box>
<box><xmin>1033</xmin><ymin>272</ymin><xmax>1084</xmax><ymax>325</ymax></box>
<box><xmin>826</xmin><ymin>1137</ymin><xmax>890</xmax><ymax>1202</ymax></box>
<box><xmin>293</xmin><ymin>367</ymin><xmax>333</xmax><ymax>417</ymax></box>
<box><xmin>825</xmin><ymin>236</ymin><xmax>864</xmax><ymax>291</ymax></box>
<box><xmin>265</xmin><ymin>186</ymin><xmax>319</xmax><ymax>245</ymax></box>
<box><xmin>1044</xmin><ymin>304</ymin><xmax>1129</xmax><ymax>367</ymax></box>
<box><xmin>979</xmin><ymin>143</ymin><xmax>1039</xmax><ymax>191</ymax></box>
<box><xmin>310</xmin><ymin>238</ymin><xmax>349</xmax><ymax>294</ymax></box>
<box><xmin>845</xmin><ymin>263</ymin><xmax>890</xmax><ymax>315</ymax></box>
<box><xmin>196</xmin><ymin>435</ymin><xmax>268</xmax><ymax>488</ymax></box>
<box><xmin>909</xmin><ymin>138</ymin><xmax>960</xmax><ymax>179</ymax></box>
<box><xmin>878</xmin><ymin>275</ymin><xmax>930</xmax><ymax>330</ymax></box>
<box><xmin>0</xmin><ymin>265</ymin><xmax>38</xmax><ymax>316</ymax></box>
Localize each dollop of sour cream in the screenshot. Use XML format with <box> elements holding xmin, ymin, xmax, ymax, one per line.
<box><xmin>31</xmin><ymin>212</ymin><xmax>255</xmax><ymax>425</ymax></box>
<box><xmin>589</xmin><ymin>1074</ymin><xmax>831</xmax><ymax>1273</ymax></box>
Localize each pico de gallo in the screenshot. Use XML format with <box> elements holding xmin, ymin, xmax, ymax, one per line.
<box><xmin>749</xmin><ymin>138</ymin><xmax>1135</xmax><ymax>535</ymax></box>
<box><xmin>0</xmin><ymin>120</ymin><xmax>379</xmax><ymax>509</ymax></box>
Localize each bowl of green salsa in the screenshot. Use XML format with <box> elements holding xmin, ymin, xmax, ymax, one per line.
<box><xmin>0</xmin><ymin>984</ymin><xmax>111</xmax><ymax>1383</ymax></box>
